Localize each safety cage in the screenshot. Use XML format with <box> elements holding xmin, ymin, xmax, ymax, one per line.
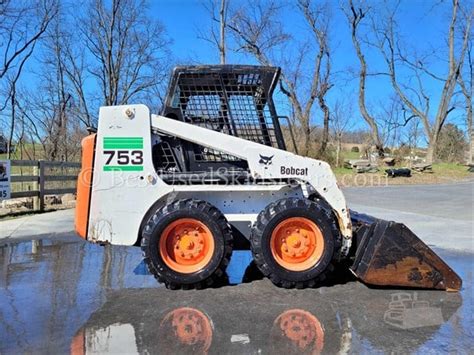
<box><xmin>154</xmin><ymin>65</ymin><xmax>286</xmax><ymax>177</ymax></box>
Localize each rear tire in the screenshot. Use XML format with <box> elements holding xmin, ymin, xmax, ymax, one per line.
<box><xmin>251</xmin><ymin>198</ymin><xmax>341</xmax><ymax>288</ymax></box>
<box><xmin>141</xmin><ymin>199</ymin><xmax>233</xmax><ymax>289</ymax></box>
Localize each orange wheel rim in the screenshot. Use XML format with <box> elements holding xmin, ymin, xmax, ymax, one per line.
<box><xmin>160</xmin><ymin>218</ymin><xmax>215</xmax><ymax>274</ymax></box>
<box><xmin>270</xmin><ymin>217</ymin><xmax>324</xmax><ymax>271</ymax></box>
<box><xmin>161</xmin><ymin>307</ymin><xmax>213</xmax><ymax>352</ymax></box>
<box><xmin>274</xmin><ymin>309</ymin><xmax>324</xmax><ymax>352</ymax></box>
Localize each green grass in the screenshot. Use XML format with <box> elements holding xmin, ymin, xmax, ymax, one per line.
<box><xmin>332</xmin><ymin>166</ymin><xmax>354</xmax><ymax>175</ymax></box>
<box><xmin>341</xmin><ymin>151</ymin><xmax>362</xmax><ymax>160</ymax></box>
<box><xmin>431</xmin><ymin>162</ymin><xmax>470</xmax><ymax>177</ymax></box>
<box><xmin>0</xmin><ymin>143</ymin><xmax>47</xmax><ymax>160</ymax></box>
<box><xmin>334</xmin><ymin>161</ymin><xmax>471</xmax><ymax>187</ymax></box>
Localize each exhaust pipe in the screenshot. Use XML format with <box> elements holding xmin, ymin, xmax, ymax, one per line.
<box><xmin>350</xmin><ymin>212</ymin><xmax>462</xmax><ymax>291</ymax></box>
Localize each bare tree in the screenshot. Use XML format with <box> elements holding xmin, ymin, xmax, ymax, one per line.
<box><xmin>299</xmin><ymin>1</ymin><xmax>332</xmax><ymax>156</ymax></box>
<box><xmin>227</xmin><ymin>0</ymin><xmax>333</xmax><ymax>157</ymax></box>
<box><xmin>4</xmin><ymin>50</ymin><xmax>33</xmax><ymax>158</ymax></box>
<box><xmin>22</xmin><ymin>13</ymin><xmax>76</xmax><ymax>161</ymax></box>
<box><xmin>344</xmin><ymin>0</ymin><xmax>384</xmax><ymax>157</ymax></box>
<box><xmin>376</xmin><ymin>95</ymin><xmax>418</xmax><ymax>151</ymax></box>
<box><xmin>331</xmin><ymin>99</ymin><xmax>354</xmax><ymax>167</ymax></box>
<box><xmin>371</xmin><ymin>0</ymin><xmax>473</xmax><ymax>163</ymax></box>
<box><xmin>78</xmin><ymin>0</ymin><xmax>170</xmax><ymax>107</ymax></box>
<box><xmin>62</xmin><ymin>36</ymin><xmax>95</xmax><ymax>128</ymax></box>
<box><xmin>44</xmin><ymin>18</ymin><xmax>73</xmax><ymax>161</ymax></box>
<box><xmin>0</xmin><ymin>0</ymin><xmax>57</xmax><ymax>156</ymax></box>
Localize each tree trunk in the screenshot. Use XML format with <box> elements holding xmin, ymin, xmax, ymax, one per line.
<box><xmin>348</xmin><ymin>2</ymin><xmax>384</xmax><ymax>158</ymax></box>
<box><xmin>425</xmin><ymin>133</ymin><xmax>439</xmax><ymax>164</ymax></box>
<box><xmin>467</xmin><ymin>103</ymin><xmax>474</xmax><ymax>165</ymax></box>
<box><xmin>468</xmin><ymin>106</ymin><xmax>473</xmax><ymax>164</ymax></box>
<box><xmin>426</xmin><ymin>145</ymin><xmax>435</xmax><ymax>164</ymax></box>
<box><xmin>317</xmin><ymin>95</ymin><xmax>330</xmax><ymax>156</ymax></box>
<box><xmin>7</xmin><ymin>86</ymin><xmax>16</xmax><ymax>160</ymax></box>
<box><xmin>303</xmin><ymin>123</ymin><xmax>311</xmax><ymax>156</ymax></box>
<box><xmin>336</xmin><ymin>137</ymin><xmax>342</xmax><ymax>167</ymax></box>
<box><xmin>219</xmin><ymin>0</ymin><xmax>226</xmax><ymax>64</ymax></box>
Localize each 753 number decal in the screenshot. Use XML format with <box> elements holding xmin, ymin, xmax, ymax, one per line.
<box><xmin>104</xmin><ymin>150</ymin><xmax>143</xmax><ymax>165</ymax></box>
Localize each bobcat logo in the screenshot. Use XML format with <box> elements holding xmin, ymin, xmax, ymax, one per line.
<box><xmin>259</xmin><ymin>154</ymin><xmax>274</xmax><ymax>165</ymax></box>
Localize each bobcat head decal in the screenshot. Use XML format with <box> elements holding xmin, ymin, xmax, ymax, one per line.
<box><xmin>259</xmin><ymin>154</ymin><xmax>274</xmax><ymax>166</ymax></box>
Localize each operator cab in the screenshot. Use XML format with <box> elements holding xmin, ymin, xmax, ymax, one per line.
<box><xmin>153</xmin><ymin>65</ymin><xmax>286</xmax><ymax>183</ymax></box>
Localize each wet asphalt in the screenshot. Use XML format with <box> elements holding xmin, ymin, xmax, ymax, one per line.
<box><xmin>0</xmin><ymin>181</ymin><xmax>473</xmax><ymax>354</ymax></box>
<box><xmin>0</xmin><ymin>236</ymin><xmax>472</xmax><ymax>354</ymax></box>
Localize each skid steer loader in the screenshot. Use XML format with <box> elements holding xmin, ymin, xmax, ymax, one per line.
<box><xmin>74</xmin><ymin>65</ymin><xmax>461</xmax><ymax>291</ymax></box>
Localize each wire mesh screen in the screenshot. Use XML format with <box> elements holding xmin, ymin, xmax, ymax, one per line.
<box><xmin>153</xmin><ymin>140</ymin><xmax>179</xmax><ymax>172</ymax></box>
<box><xmin>170</xmin><ymin>69</ymin><xmax>279</xmax><ymax>162</ymax></box>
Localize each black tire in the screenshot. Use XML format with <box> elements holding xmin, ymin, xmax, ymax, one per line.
<box><xmin>141</xmin><ymin>199</ymin><xmax>233</xmax><ymax>289</ymax></box>
<box><xmin>251</xmin><ymin>198</ymin><xmax>341</xmax><ymax>289</ymax></box>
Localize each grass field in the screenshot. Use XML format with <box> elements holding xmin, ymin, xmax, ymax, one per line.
<box><xmin>335</xmin><ymin>162</ymin><xmax>471</xmax><ymax>187</ymax></box>
<box><xmin>340</xmin><ymin>150</ymin><xmax>361</xmax><ymax>160</ymax></box>
<box><xmin>0</xmin><ymin>143</ymin><xmax>43</xmax><ymax>161</ymax></box>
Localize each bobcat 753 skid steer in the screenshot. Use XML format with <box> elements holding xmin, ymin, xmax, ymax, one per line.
<box><xmin>75</xmin><ymin>65</ymin><xmax>461</xmax><ymax>291</ymax></box>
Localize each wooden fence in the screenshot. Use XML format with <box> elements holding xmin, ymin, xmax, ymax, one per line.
<box><xmin>9</xmin><ymin>160</ymin><xmax>80</xmax><ymax>211</ymax></box>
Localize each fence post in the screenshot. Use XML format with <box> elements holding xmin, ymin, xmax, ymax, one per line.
<box><xmin>39</xmin><ymin>161</ymin><xmax>45</xmax><ymax>212</ymax></box>
<box><xmin>32</xmin><ymin>163</ymin><xmax>40</xmax><ymax>211</ymax></box>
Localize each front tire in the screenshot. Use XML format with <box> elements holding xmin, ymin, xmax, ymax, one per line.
<box><xmin>141</xmin><ymin>199</ymin><xmax>233</xmax><ymax>289</ymax></box>
<box><xmin>251</xmin><ymin>198</ymin><xmax>341</xmax><ymax>288</ymax></box>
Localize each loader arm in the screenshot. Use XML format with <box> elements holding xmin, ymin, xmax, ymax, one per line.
<box><xmin>151</xmin><ymin>114</ymin><xmax>353</xmax><ymax>251</ymax></box>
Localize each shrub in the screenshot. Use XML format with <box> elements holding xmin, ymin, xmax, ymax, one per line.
<box><xmin>436</xmin><ymin>123</ymin><xmax>467</xmax><ymax>163</ymax></box>
<box><xmin>351</xmin><ymin>146</ymin><xmax>360</xmax><ymax>153</ymax></box>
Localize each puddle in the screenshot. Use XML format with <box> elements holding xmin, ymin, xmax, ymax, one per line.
<box><xmin>0</xmin><ymin>237</ymin><xmax>472</xmax><ymax>353</ymax></box>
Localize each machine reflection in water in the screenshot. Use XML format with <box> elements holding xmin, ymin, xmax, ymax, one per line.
<box><xmin>71</xmin><ymin>307</ymin><xmax>329</xmax><ymax>355</ymax></box>
<box><xmin>271</xmin><ymin>309</ymin><xmax>325</xmax><ymax>353</ymax></box>
<box><xmin>70</xmin><ymin>288</ymin><xmax>461</xmax><ymax>355</ymax></box>
<box><xmin>159</xmin><ymin>307</ymin><xmax>213</xmax><ymax>353</ymax></box>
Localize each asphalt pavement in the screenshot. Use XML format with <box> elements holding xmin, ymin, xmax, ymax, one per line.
<box><xmin>344</xmin><ymin>180</ymin><xmax>473</xmax><ymax>252</ymax></box>
<box><xmin>0</xmin><ymin>181</ymin><xmax>473</xmax><ymax>354</ymax></box>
